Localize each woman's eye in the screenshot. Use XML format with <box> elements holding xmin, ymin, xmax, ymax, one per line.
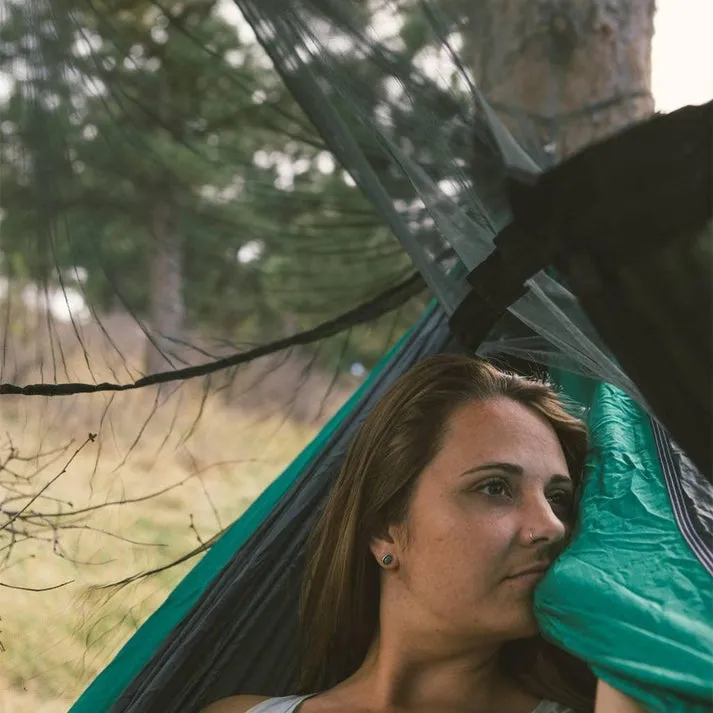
<box><xmin>547</xmin><ymin>490</ymin><xmax>574</xmax><ymax>508</ymax></box>
<box><xmin>477</xmin><ymin>480</ymin><xmax>510</xmax><ymax>498</ymax></box>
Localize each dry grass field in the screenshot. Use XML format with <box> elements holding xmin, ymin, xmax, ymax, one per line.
<box><xmin>0</xmin><ymin>311</ymin><xmax>355</xmax><ymax>712</ymax></box>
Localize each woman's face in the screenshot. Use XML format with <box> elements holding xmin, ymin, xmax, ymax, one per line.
<box><xmin>383</xmin><ymin>397</ymin><xmax>575</xmax><ymax>644</ymax></box>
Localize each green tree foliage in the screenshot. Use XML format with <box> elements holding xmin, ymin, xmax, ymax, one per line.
<box><xmin>0</xmin><ymin>0</ymin><xmax>442</xmax><ymax>372</ymax></box>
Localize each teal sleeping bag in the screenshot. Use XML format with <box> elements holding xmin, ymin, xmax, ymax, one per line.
<box><xmin>535</xmin><ymin>383</ymin><xmax>713</xmax><ymax>712</ymax></box>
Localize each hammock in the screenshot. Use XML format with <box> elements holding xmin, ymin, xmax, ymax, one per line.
<box><xmin>67</xmin><ymin>310</ymin><xmax>713</xmax><ymax>713</ymax></box>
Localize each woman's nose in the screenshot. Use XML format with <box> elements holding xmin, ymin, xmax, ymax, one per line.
<box><xmin>521</xmin><ymin>494</ymin><xmax>568</xmax><ymax>546</ymax></box>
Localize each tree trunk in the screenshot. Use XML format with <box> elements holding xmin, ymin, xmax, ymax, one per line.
<box><xmin>461</xmin><ymin>0</ymin><xmax>655</xmax><ymax>159</ymax></box>
<box><xmin>145</xmin><ymin>198</ymin><xmax>185</xmax><ymax>375</ymax></box>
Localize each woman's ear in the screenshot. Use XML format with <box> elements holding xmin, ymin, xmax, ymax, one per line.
<box><xmin>369</xmin><ymin>523</ymin><xmax>403</xmax><ymax>569</ymax></box>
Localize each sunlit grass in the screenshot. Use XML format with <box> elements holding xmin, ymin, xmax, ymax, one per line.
<box><xmin>0</xmin><ymin>347</ymin><xmax>347</xmax><ymax>712</ymax></box>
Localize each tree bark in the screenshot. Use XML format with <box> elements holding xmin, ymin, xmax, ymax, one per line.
<box><xmin>145</xmin><ymin>198</ymin><xmax>185</xmax><ymax>375</ymax></box>
<box><xmin>460</xmin><ymin>0</ymin><xmax>655</xmax><ymax>159</ymax></box>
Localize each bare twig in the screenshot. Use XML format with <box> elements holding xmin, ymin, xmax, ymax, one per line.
<box><xmin>1</xmin><ymin>433</ymin><xmax>96</xmax><ymax>532</ymax></box>
<box><xmin>0</xmin><ymin>433</ymin><xmax>243</xmax><ymax>597</ymax></box>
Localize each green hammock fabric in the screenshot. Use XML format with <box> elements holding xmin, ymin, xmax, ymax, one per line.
<box><xmin>535</xmin><ymin>383</ymin><xmax>713</xmax><ymax>712</ymax></box>
<box><xmin>69</xmin><ymin>305</ymin><xmax>433</xmax><ymax>713</ymax></box>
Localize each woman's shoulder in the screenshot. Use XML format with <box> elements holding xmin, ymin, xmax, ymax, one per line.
<box><xmin>201</xmin><ymin>694</ymin><xmax>315</xmax><ymax>713</ymax></box>
<box><xmin>534</xmin><ymin>701</ymin><xmax>577</xmax><ymax>713</ymax></box>
<box><xmin>200</xmin><ymin>695</ymin><xmax>271</xmax><ymax>713</ymax></box>
<box><xmin>202</xmin><ymin>694</ymin><xmax>575</xmax><ymax>713</ymax></box>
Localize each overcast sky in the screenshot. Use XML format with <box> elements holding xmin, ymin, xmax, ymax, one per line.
<box><xmin>652</xmin><ymin>0</ymin><xmax>713</xmax><ymax>111</ymax></box>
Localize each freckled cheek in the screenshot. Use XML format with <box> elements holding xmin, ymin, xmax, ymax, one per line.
<box><xmin>406</xmin><ymin>507</ymin><xmax>466</xmax><ymax>579</ymax></box>
<box><xmin>455</xmin><ymin>516</ymin><xmax>516</xmax><ymax>580</ymax></box>
<box><xmin>412</xmin><ymin>513</ymin><xmax>510</xmax><ymax>591</ymax></box>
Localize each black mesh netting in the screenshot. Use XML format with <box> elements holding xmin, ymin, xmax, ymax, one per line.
<box><xmin>0</xmin><ymin>0</ymin><xmax>650</xmax><ymax>399</ymax></box>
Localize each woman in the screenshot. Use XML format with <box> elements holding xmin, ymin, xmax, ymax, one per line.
<box><xmin>204</xmin><ymin>355</ymin><xmax>646</xmax><ymax>713</ymax></box>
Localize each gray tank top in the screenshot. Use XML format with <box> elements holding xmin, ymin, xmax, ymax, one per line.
<box><xmin>245</xmin><ymin>695</ymin><xmax>576</xmax><ymax>712</ymax></box>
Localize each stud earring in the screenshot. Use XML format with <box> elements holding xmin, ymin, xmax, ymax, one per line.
<box><xmin>381</xmin><ymin>553</ymin><xmax>394</xmax><ymax>566</ymax></box>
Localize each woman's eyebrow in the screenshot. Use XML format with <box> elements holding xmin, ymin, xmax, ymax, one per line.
<box><xmin>458</xmin><ymin>462</ymin><xmax>523</xmax><ymax>477</ymax></box>
<box><xmin>458</xmin><ymin>462</ymin><xmax>572</xmax><ymax>483</ymax></box>
<box><xmin>550</xmin><ymin>474</ymin><xmax>574</xmax><ymax>486</ymax></box>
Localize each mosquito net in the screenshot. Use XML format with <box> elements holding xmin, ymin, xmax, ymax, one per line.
<box><xmin>0</xmin><ymin>0</ymin><xmax>645</xmax><ymax>401</ymax></box>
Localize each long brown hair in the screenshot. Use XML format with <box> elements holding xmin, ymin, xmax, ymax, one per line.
<box><xmin>297</xmin><ymin>354</ymin><xmax>595</xmax><ymax>710</ymax></box>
